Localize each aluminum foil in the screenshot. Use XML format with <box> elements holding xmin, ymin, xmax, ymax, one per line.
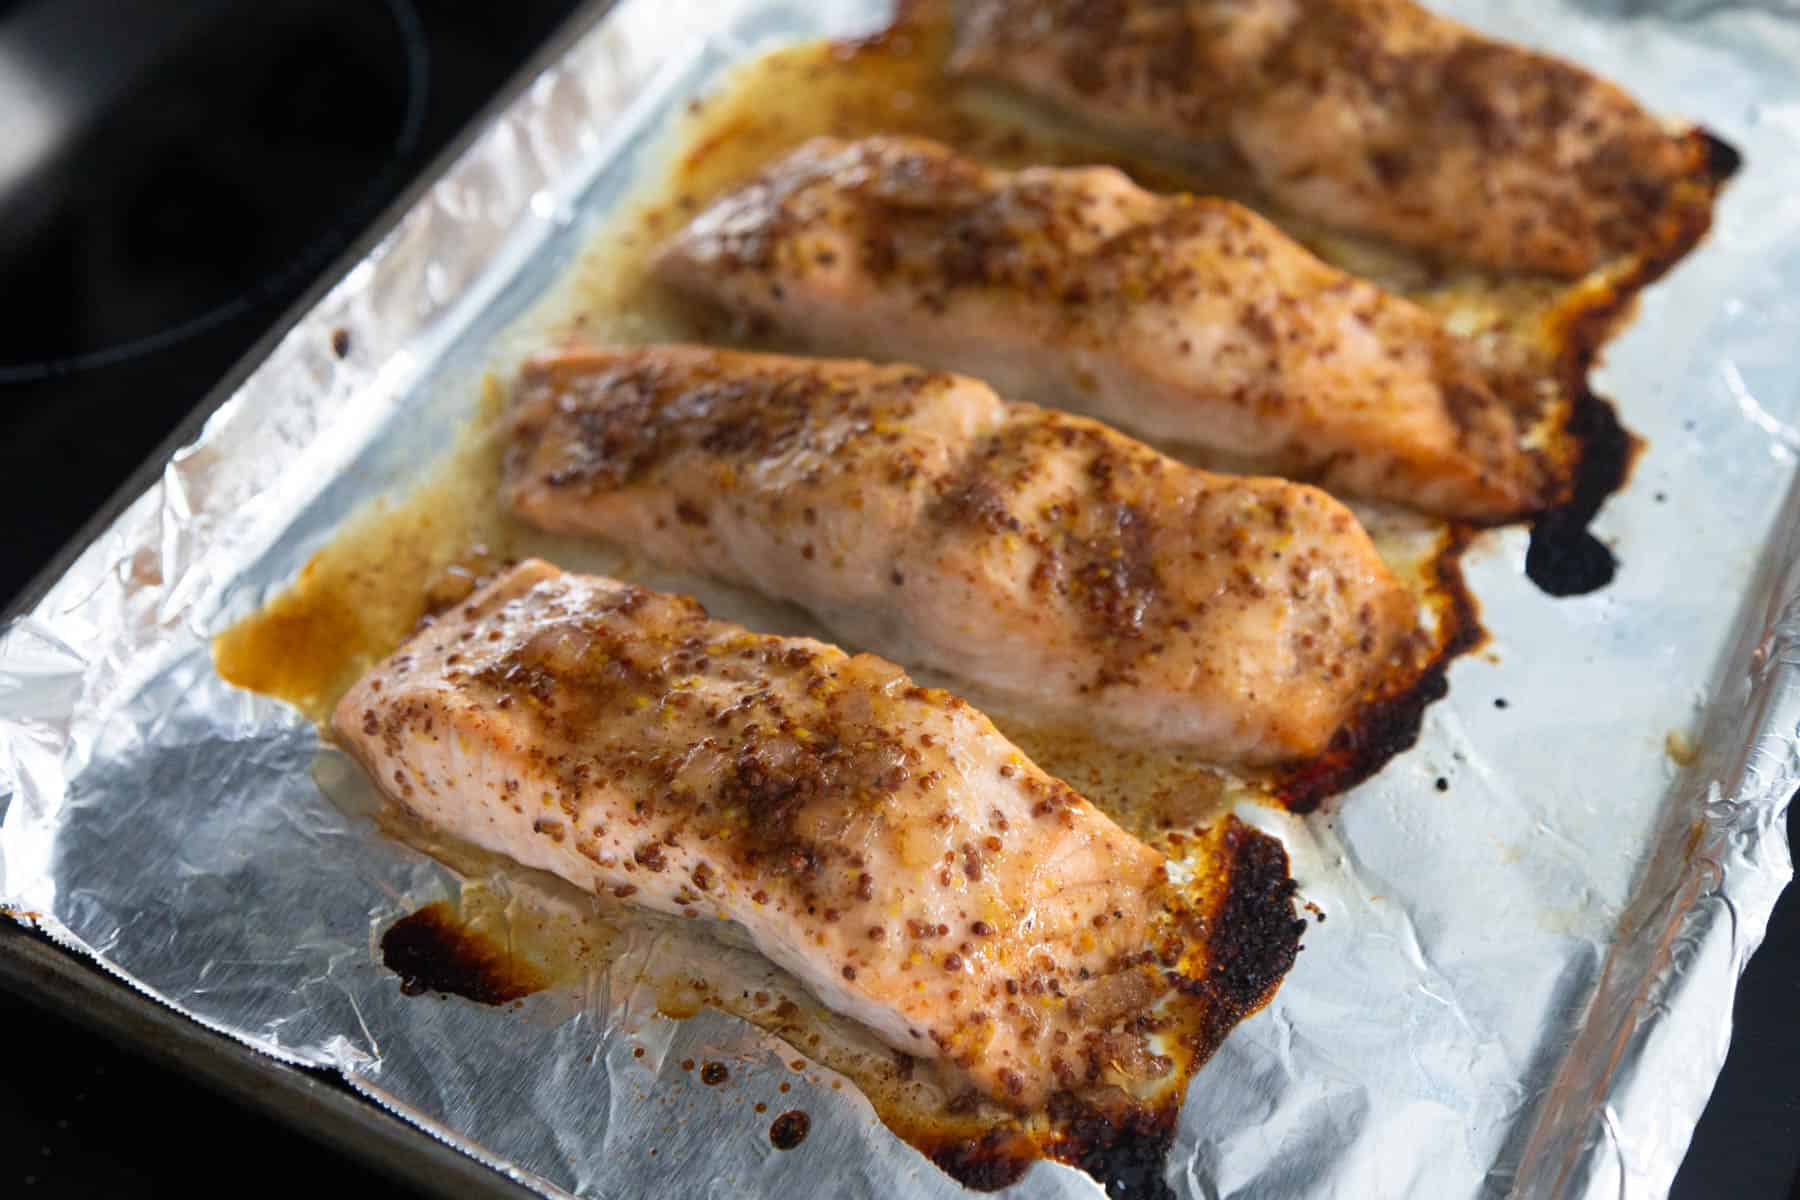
<box><xmin>4</xmin><ymin>1</ymin><xmax>1799</xmax><ymax>1196</ymax></box>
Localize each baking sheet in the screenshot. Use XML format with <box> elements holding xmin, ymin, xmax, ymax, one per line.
<box><xmin>3</xmin><ymin>1</ymin><xmax>1799</xmax><ymax>1197</ymax></box>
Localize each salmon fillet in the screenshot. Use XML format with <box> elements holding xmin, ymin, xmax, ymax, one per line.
<box><xmin>333</xmin><ymin>560</ymin><xmax>1192</xmax><ymax>1108</ymax></box>
<box><xmin>948</xmin><ymin>0</ymin><xmax>1715</xmax><ymax>278</ymax></box>
<box><xmin>655</xmin><ymin>136</ymin><xmax>1544</xmax><ymax>521</ymax></box>
<box><xmin>502</xmin><ymin>345</ymin><xmax>1414</xmax><ymax>765</ymax></box>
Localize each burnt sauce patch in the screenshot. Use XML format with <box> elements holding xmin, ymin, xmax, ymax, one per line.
<box><xmin>1703</xmin><ymin>130</ymin><xmax>1744</xmax><ymax>184</ymax></box>
<box><xmin>1187</xmin><ymin>822</ymin><xmax>1306</xmax><ymax>1039</ymax></box>
<box><xmin>769</xmin><ymin>1109</ymin><xmax>811</xmax><ymax>1149</ymax></box>
<box><xmin>1053</xmin><ymin>1100</ymin><xmax>1180</xmax><ymax>1200</ymax></box>
<box><xmin>380</xmin><ymin>901</ymin><xmax>548</xmax><ymax>1005</ymax></box>
<box><xmin>924</xmin><ymin>1101</ymin><xmax>1179</xmax><ymax>1198</ymax></box>
<box><xmin>1524</xmin><ymin>388</ymin><xmax>1634</xmax><ymax>597</ymax></box>
<box><xmin>928</xmin><ymin>1130</ymin><xmax>1036</xmax><ymax>1192</ymax></box>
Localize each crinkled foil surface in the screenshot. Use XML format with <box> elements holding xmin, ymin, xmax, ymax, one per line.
<box><xmin>4</xmin><ymin>1</ymin><xmax>1800</xmax><ymax>1196</ymax></box>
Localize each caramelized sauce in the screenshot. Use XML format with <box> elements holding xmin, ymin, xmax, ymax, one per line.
<box><xmin>212</xmin><ymin>379</ymin><xmax>612</xmax><ymax>725</ymax></box>
<box><xmin>213</xmin><ymin>380</ymin><xmax>525</xmax><ymax>725</ymax></box>
<box><xmin>381</xmin><ymin>901</ymin><xmax>549</xmax><ymax>1005</ymax></box>
<box><xmin>211</xmin><ymin>570</ymin><xmax>372</xmax><ymax>721</ymax></box>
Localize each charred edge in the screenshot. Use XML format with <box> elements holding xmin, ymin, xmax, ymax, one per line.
<box><xmin>930</xmin><ymin>1130</ymin><xmax>1036</xmax><ymax>1193</ymax></box>
<box><xmin>1275</xmin><ymin>532</ymin><xmax>1481</xmax><ymax>813</ymax></box>
<box><xmin>1550</xmin><ymin>124</ymin><xmax>1737</xmax><ymax>332</ymax></box>
<box><xmin>1626</xmin><ymin>124</ymin><xmax>1741</xmax><ymax>295</ymax></box>
<box><xmin>380</xmin><ymin>902</ymin><xmax>547</xmax><ymax>1005</ymax></box>
<box><xmin>1701</xmin><ymin>129</ymin><xmax>1743</xmax><ymax>186</ymax></box>
<box><xmin>1522</xmin><ymin>124</ymin><xmax>1736</xmax><ymax>596</ymax></box>
<box><xmin>1190</xmin><ymin>818</ymin><xmax>1304</xmax><ymax>1039</ymax></box>
<box><xmin>1063</xmin><ymin>822</ymin><xmax>1297</xmax><ymax>1198</ymax></box>
<box><xmin>1043</xmin><ymin>820</ymin><xmax>1301</xmax><ymax>1199</ymax></box>
<box><xmin>1050</xmin><ymin>1097</ymin><xmax>1180</xmax><ymax>1200</ymax></box>
<box><xmin>929</xmin><ymin>819</ymin><xmax>1301</xmax><ymax>1197</ymax></box>
<box><xmin>927</xmin><ymin>1099</ymin><xmax>1179</xmax><ymax>1199</ymax></box>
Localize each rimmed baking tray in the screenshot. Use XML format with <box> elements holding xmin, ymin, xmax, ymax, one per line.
<box><xmin>4</xmin><ymin>1</ymin><xmax>1798</xmax><ymax>1197</ymax></box>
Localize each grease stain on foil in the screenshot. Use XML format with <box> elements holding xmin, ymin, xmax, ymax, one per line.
<box><xmin>381</xmin><ymin>901</ymin><xmax>550</xmax><ymax>1005</ymax></box>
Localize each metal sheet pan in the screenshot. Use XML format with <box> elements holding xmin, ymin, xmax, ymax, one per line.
<box><xmin>0</xmin><ymin>923</ymin><xmax>534</xmax><ymax>1200</ymax></box>
<box><xmin>0</xmin><ymin>4</ymin><xmax>612</xmax><ymax>1193</ymax></box>
<box><xmin>4</xmin><ymin>1</ymin><xmax>1799</xmax><ymax>1197</ymax></box>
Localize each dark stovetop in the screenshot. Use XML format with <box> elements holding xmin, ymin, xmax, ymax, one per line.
<box><xmin>0</xmin><ymin>1</ymin><xmax>1795</xmax><ymax>1196</ymax></box>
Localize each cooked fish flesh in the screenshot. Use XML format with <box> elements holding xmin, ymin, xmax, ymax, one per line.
<box><xmin>947</xmin><ymin>0</ymin><xmax>1715</xmax><ymax>278</ymax></box>
<box><xmin>503</xmin><ymin>345</ymin><xmax>1414</xmax><ymax>765</ymax></box>
<box><xmin>655</xmin><ymin>135</ymin><xmax>1543</xmax><ymax>521</ymax></box>
<box><xmin>333</xmin><ymin>559</ymin><xmax>1191</xmax><ymax>1107</ymax></box>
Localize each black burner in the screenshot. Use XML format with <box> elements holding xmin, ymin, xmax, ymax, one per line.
<box><xmin>0</xmin><ymin>0</ymin><xmax>585</xmax><ymax>607</ymax></box>
<box><xmin>0</xmin><ymin>0</ymin><xmax>426</xmax><ymax>379</ymax></box>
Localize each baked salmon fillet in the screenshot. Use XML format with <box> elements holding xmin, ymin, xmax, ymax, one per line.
<box><xmin>332</xmin><ymin>560</ymin><xmax>1282</xmax><ymax>1108</ymax></box>
<box><xmin>947</xmin><ymin>0</ymin><xmax>1723</xmax><ymax>278</ymax></box>
<box><xmin>654</xmin><ymin>136</ymin><xmax>1544</xmax><ymax>521</ymax></box>
<box><xmin>503</xmin><ymin>345</ymin><xmax>1414</xmax><ymax>766</ymax></box>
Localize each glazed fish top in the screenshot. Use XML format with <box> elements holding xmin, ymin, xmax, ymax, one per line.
<box><xmin>656</xmin><ymin>135</ymin><xmax>1544</xmax><ymax>521</ymax></box>
<box><xmin>948</xmin><ymin>0</ymin><xmax>1718</xmax><ymax>277</ymax></box>
<box><xmin>333</xmin><ymin>560</ymin><xmax>1192</xmax><ymax>1106</ymax></box>
<box><xmin>505</xmin><ymin>346</ymin><xmax>1415</xmax><ymax>765</ymax></box>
